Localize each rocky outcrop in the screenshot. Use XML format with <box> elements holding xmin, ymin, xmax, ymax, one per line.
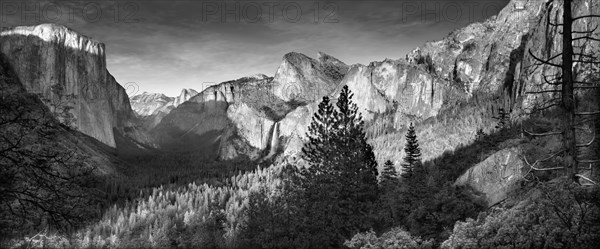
<box><xmin>0</xmin><ymin>24</ymin><xmax>145</xmax><ymax>148</ymax></box>
<box><xmin>455</xmin><ymin>147</ymin><xmax>525</xmax><ymax>206</ymax></box>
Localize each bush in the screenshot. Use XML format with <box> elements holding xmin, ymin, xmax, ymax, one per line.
<box><xmin>344</xmin><ymin>227</ymin><xmax>433</xmax><ymax>249</ymax></box>
<box><xmin>441</xmin><ymin>181</ymin><xmax>600</xmax><ymax>249</ymax></box>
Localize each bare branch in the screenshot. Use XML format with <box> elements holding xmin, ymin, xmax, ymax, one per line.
<box><xmin>576</xmin><ymin>131</ymin><xmax>596</xmax><ymax>147</ymax></box>
<box><xmin>529</xmin><ymin>50</ymin><xmax>563</xmax><ymax>68</ymax></box>
<box><xmin>572</xmin><ymin>24</ymin><xmax>599</xmax><ymax>33</ymax></box>
<box><xmin>573</xmin><ymin>15</ymin><xmax>600</xmax><ymax>22</ymax></box>
<box><xmin>575</xmin><ymin>174</ymin><xmax>597</xmax><ymax>185</ymax></box>
<box><xmin>573</xmin><ymin>60</ymin><xmax>600</xmax><ymax>64</ymax></box>
<box><xmin>523</xmin><ymin>129</ymin><xmax>563</xmax><ymax>136</ymax></box>
<box><xmin>574</xmin><ymin>81</ymin><xmax>600</xmax><ymax>85</ymax></box>
<box><xmin>543</xmin><ymin>74</ymin><xmax>562</xmax><ymax>84</ymax></box>
<box><xmin>574</xmin><ymin>53</ymin><xmax>598</xmax><ymax>58</ymax></box>
<box><xmin>549</xmin><ymin>21</ymin><xmax>564</xmax><ymax>27</ymax></box>
<box><xmin>523</xmin><ymin>150</ymin><xmax>566</xmax><ymax>172</ymax></box>
<box><xmin>526</xmin><ymin>90</ymin><xmax>561</xmax><ymax>94</ymax></box>
<box><xmin>575</xmin><ymin>111</ymin><xmax>600</xmax><ymax>116</ymax></box>
<box><xmin>573</xmin><ymin>36</ymin><xmax>600</xmax><ymax>42</ymax></box>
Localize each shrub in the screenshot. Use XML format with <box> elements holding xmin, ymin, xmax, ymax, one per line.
<box><xmin>442</xmin><ymin>181</ymin><xmax>600</xmax><ymax>249</ymax></box>
<box><xmin>344</xmin><ymin>227</ymin><xmax>433</xmax><ymax>249</ymax></box>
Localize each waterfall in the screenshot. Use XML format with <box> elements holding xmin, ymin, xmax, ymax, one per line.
<box><xmin>266</xmin><ymin>122</ymin><xmax>280</xmax><ymax>158</ymax></box>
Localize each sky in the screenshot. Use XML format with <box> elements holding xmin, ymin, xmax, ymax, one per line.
<box><xmin>1</xmin><ymin>0</ymin><xmax>511</xmax><ymax>96</ymax></box>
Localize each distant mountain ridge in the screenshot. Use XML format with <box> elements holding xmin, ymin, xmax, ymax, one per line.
<box><xmin>130</xmin><ymin>88</ymin><xmax>198</xmax><ymax>129</ymax></box>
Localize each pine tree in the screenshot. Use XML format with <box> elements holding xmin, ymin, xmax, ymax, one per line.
<box><xmin>300</xmin><ymin>85</ymin><xmax>379</xmax><ymax>248</ymax></box>
<box><xmin>380</xmin><ymin>160</ymin><xmax>398</xmax><ymax>185</ymax></box>
<box><xmin>402</xmin><ymin>123</ymin><xmax>422</xmax><ymax>179</ymax></box>
<box><xmin>377</xmin><ymin>160</ymin><xmax>400</xmax><ymax>229</ymax></box>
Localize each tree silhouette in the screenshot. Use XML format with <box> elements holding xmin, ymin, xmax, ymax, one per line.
<box><xmin>402</xmin><ymin>123</ymin><xmax>423</xmax><ymax>179</ymax></box>
<box><xmin>300</xmin><ymin>85</ymin><xmax>379</xmax><ymax>248</ymax></box>
<box><xmin>380</xmin><ymin>160</ymin><xmax>398</xmax><ymax>184</ymax></box>
<box><xmin>0</xmin><ymin>80</ymin><xmax>97</xmax><ymax>238</ymax></box>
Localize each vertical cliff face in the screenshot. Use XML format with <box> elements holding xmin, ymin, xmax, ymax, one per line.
<box><xmin>338</xmin><ymin>59</ymin><xmax>446</xmax><ymax>122</ymax></box>
<box><xmin>0</xmin><ymin>24</ymin><xmax>139</xmax><ymax>148</ymax></box>
<box><xmin>405</xmin><ymin>0</ymin><xmax>548</xmax><ymax>97</ymax></box>
<box><xmin>516</xmin><ymin>0</ymin><xmax>600</xmax><ymax>112</ymax></box>
<box><xmin>272</xmin><ymin>52</ymin><xmax>349</xmax><ymax>102</ymax></box>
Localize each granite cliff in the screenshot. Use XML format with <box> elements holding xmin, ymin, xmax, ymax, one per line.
<box><xmin>0</xmin><ymin>24</ymin><xmax>152</xmax><ymax>149</ymax></box>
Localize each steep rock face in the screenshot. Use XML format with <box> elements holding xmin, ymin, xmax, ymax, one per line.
<box><xmin>272</xmin><ymin>52</ymin><xmax>349</xmax><ymax>102</ymax></box>
<box><xmin>227</xmin><ymin>102</ymin><xmax>275</xmax><ymax>150</ymax></box>
<box><xmin>0</xmin><ymin>24</ymin><xmax>142</xmax><ymax>148</ymax></box>
<box><xmin>0</xmin><ymin>60</ymin><xmax>130</xmax><ymax>176</ymax></box>
<box><xmin>338</xmin><ymin>59</ymin><xmax>446</xmax><ymax>122</ymax></box>
<box><xmin>516</xmin><ymin>0</ymin><xmax>600</xmax><ymax>112</ymax></box>
<box><xmin>455</xmin><ymin>147</ymin><xmax>525</xmax><ymax>206</ymax></box>
<box><xmin>278</xmin><ymin>103</ymin><xmax>318</xmax><ymax>158</ymax></box>
<box><xmin>405</xmin><ymin>0</ymin><xmax>548</xmax><ymax>96</ymax></box>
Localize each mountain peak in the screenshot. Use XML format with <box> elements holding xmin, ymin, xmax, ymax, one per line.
<box><xmin>282</xmin><ymin>52</ymin><xmax>315</xmax><ymax>65</ymax></box>
<box><xmin>173</xmin><ymin>88</ymin><xmax>198</xmax><ymax>107</ymax></box>
<box><xmin>317</xmin><ymin>51</ymin><xmax>344</xmax><ymax>65</ymax></box>
<box><xmin>180</xmin><ymin>88</ymin><xmax>197</xmax><ymax>95</ymax></box>
<box><xmin>0</xmin><ymin>23</ymin><xmax>104</xmax><ymax>55</ymax></box>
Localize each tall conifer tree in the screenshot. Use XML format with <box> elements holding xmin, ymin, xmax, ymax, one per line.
<box><xmin>300</xmin><ymin>85</ymin><xmax>379</xmax><ymax>248</ymax></box>
<box><xmin>402</xmin><ymin>123</ymin><xmax>422</xmax><ymax>179</ymax></box>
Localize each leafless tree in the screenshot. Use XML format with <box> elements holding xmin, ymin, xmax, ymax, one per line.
<box><xmin>0</xmin><ymin>76</ymin><xmax>98</xmax><ymax>239</ymax></box>
<box><xmin>525</xmin><ymin>0</ymin><xmax>600</xmax><ymax>184</ymax></box>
